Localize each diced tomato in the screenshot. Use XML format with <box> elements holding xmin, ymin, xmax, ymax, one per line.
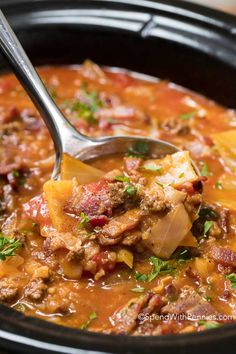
<box><xmin>89</xmin><ymin>215</ymin><xmax>108</xmax><ymax>227</ymax></box>
<box><xmin>0</xmin><ymin>80</ymin><xmax>13</xmax><ymax>94</ymax></box>
<box><xmin>23</xmin><ymin>193</ymin><xmax>51</xmax><ymax>226</ymax></box>
<box><xmin>92</xmin><ymin>251</ymin><xmax>116</xmax><ymax>272</ymax></box>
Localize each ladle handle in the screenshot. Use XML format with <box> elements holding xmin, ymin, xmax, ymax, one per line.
<box><xmin>0</xmin><ymin>10</ymin><xmax>88</xmax><ymax>159</ymax></box>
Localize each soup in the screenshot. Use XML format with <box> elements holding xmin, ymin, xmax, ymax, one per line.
<box><xmin>0</xmin><ymin>60</ymin><xmax>235</xmax><ymax>335</ymax></box>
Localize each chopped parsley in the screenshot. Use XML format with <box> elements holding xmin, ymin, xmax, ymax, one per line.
<box><xmin>131</xmin><ymin>287</ymin><xmax>145</xmax><ymax>293</ymax></box>
<box><xmin>178</xmin><ymin>172</ymin><xmax>185</xmax><ymax>178</ymax></box>
<box><xmin>80</xmin><ymin>311</ymin><xmax>97</xmax><ymax>330</ymax></box>
<box><xmin>226</xmin><ymin>273</ymin><xmax>236</xmax><ymax>289</ymax></box>
<box><xmin>124</xmin><ymin>184</ymin><xmax>137</xmax><ymax>196</ymax></box>
<box><xmin>134</xmin><ymin>256</ymin><xmax>185</xmax><ymax>283</ymax></box>
<box><xmin>128</xmin><ymin>141</ymin><xmax>149</xmax><ymax>158</ymax></box>
<box><xmin>12</xmin><ymin>170</ymin><xmax>26</xmax><ymax>186</ymax></box>
<box><xmin>200</xmin><ymin>163</ymin><xmax>211</xmax><ymax>177</ymax></box>
<box><xmin>115</xmin><ymin>175</ymin><xmax>130</xmax><ymax>183</ymax></box>
<box><xmin>203</xmin><ymin>220</ymin><xmax>214</xmax><ymax>235</ymax></box>
<box><xmin>205</xmin><ymin>295</ymin><xmax>213</xmax><ymax>302</ymax></box>
<box><xmin>179</xmin><ymin>111</ymin><xmax>196</xmax><ymax>120</ymax></box>
<box><xmin>198</xmin><ymin>321</ymin><xmax>221</xmax><ymax>330</ymax></box>
<box><xmin>68</xmin><ymin>87</ymin><xmax>103</xmax><ymax>124</ymax></box>
<box><xmin>134</xmin><ymin>272</ymin><xmax>148</xmax><ymax>282</ymax></box>
<box><xmin>79</xmin><ymin>212</ymin><xmax>90</xmax><ymax>228</ymax></box>
<box><xmin>0</xmin><ymin>235</ymin><xmax>22</xmax><ymax>261</ymax></box>
<box><xmin>141</xmin><ymin>165</ymin><xmax>162</xmax><ymax>173</ymax></box>
<box><xmin>215</xmin><ymin>181</ymin><xmax>223</xmax><ymax>190</ymax></box>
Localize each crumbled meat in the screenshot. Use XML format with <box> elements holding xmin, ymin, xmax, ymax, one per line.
<box><xmin>25</xmin><ymin>277</ymin><xmax>48</xmax><ymax>301</ymax></box>
<box><xmin>124</xmin><ymin>157</ymin><xmax>142</xmax><ymax>172</ymax></box>
<box><xmin>122</xmin><ymin>230</ymin><xmax>142</xmax><ymax>246</ymax></box>
<box><xmin>161</xmin><ymin>118</ymin><xmax>190</xmax><ymax>136</ymax></box>
<box><xmin>208</xmin><ymin>221</ymin><xmax>222</xmax><ymax>238</ymax></box>
<box><xmin>64</xmin><ymin>179</ymin><xmax>127</xmax><ymax>217</ymax></box>
<box><xmin>219</xmin><ymin>209</ymin><xmax>230</xmax><ymax>235</ymax></box>
<box><xmin>184</xmin><ymin>193</ymin><xmax>202</xmax><ymax>220</ymax></box>
<box><xmin>44</xmin><ymin>236</ymin><xmax>65</xmax><ymax>254</ymax></box>
<box><xmin>161</xmin><ymin>286</ymin><xmax>217</xmax><ymax>317</ymax></box>
<box><xmin>0</xmin><ymin>278</ymin><xmax>19</xmax><ymax>303</ymax></box>
<box><xmin>92</xmin><ymin>250</ymin><xmax>117</xmax><ymax>274</ymax></box>
<box><xmin>208</xmin><ymin>246</ymin><xmax>236</xmax><ymax>267</ymax></box>
<box><xmin>98</xmin><ymin>209</ymin><xmax>142</xmax><ymax>245</ymax></box>
<box><xmin>140</xmin><ymin>183</ymin><xmax>168</xmax><ymax>214</ymax></box>
<box><xmin>108</xmin><ymin>181</ymin><xmax>127</xmax><ymax>208</ymax></box>
<box><xmin>110</xmin><ymin>292</ymin><xmax>163</xmax><ymax>334</ymax></box>
<box><xmin>21</xmin><ymin>108</ymin><xmax>43</xmax><ymax>131</ymax></box>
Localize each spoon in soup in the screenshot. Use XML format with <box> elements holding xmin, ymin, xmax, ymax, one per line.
<box><xmin>0</xmin><ymin>10</ymin><xmax>193</xmax><ymax>180</ymax></box>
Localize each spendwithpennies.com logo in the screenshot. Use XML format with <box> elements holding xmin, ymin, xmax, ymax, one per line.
<box><xmin>137</xmin><ymin>313</ymin><xmax>235</xmax><ymax>323</ymax></box>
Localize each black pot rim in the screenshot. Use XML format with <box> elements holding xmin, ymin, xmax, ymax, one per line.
<box><xmin>0</xmin><ymin>1</ymin><xmax>236</xmax><ymax>353</ymax></box>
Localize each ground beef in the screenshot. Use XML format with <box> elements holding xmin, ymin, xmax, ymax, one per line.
<box><xmin>0</xmin><ymin>278</ymin><xmax>19</xmax><ymax>303</ymax></box>
<box><xmin>161</xmin><ymin>118</ymin><xmax>190</xmax><ymax>136</ymax></box>
<box><xmin>25</xmin><ymin>277</ymin><xmax>48</xmax><ymax>301</ymax></box>
<box><xmin>122</xmin><ymin>230</ymin><xmax>142</xmax><ymax>246</ymax></box>
<box><xmin>140</xmin><ymin>184</ymin><xmax>168</xmax><ymax>214</ymax></box>
<box><xmin>184</xmin><ymin>193</ymin><xmax>202</xmax><ymax>220</ymax></box>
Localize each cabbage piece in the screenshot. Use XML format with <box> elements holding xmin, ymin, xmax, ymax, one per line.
<box><xmin>43</xmin><ymin>180</ymin><xmax>75</xmax><ymax>232</ymax></box>
<box><xmin>144</xmin><ymin>204</ymin><xmax>192</xmax><ymax>259</ymax></box>
<box><xmin>61</xmin><ymin>153</ymin><xmax>104</xmax><ymax>183</ymax></box>
<box><xmin>142</xmin><ymin>151</ymin><xmax>198</xmax><ymax>187</ymax></box>
<box><xmin>212</xmin><ymin>129</ymin><xmax>236</xmax><ymax>173</ymax></box>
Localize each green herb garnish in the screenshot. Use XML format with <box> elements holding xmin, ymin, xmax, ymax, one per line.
<box><xmin>205</xmin><ymin>295</ymin><xmax>213</xmax><ymax>302</ymax></box>
<box><xmin>215</xmin><ymin>181</ymin><xmax>223</xmax><ymax>190</ymax></box>
<box><xmin>124</xmin><ymin>184</ymin><xmax>137</xmax><ymax>196</ymax></box>
<box><xmin>226</xmin><ymin>273</ymin><xmax>236</xmax><ymax>289</ymax></box>
<box><xmin>134</xmin><ymin>272</ymin><xmax>148</xmax><ymax>282</ymax></box>
<box><xmin>131</xmin><ymin>287</ymin><xmax>145</xmax><ymax>293</ymax></box>
<box><xmin>179</xmin><ymin>111</ymin><xmax>196</xmax><ymax>120</ymax></box>
<box><xmin>115</xmin><ymin>176</ymin><xmax>130</xmax><ymax>183</ymax></box>
<box><xmin>134</xmin><ymin>256</ymin><xmax>184</xmax><ymax>283</ymax></box>
<box><xmin>203</xmin><ymin>220</ymin><xmax>213</xmax><ymax>235</ymax></box>
<box><xmin>200</xmin><ymin>163</ymin><xmax>211</xmax><ymax>177</ymax></box>
<box><xmin>178</xmin><ymin>172</ymin><xmax>185</xmax><ymax>178</ymax></box>
<box><xmin>79</xmin><ymin>212</ymin><xmax>90</xmax><ymax>228</ymax></box>
<box><xmin>70</xmin><ymin>88</ymin><xmax>103</xmax><ymax>124</ymax></box>
<box><xmin>141</xmin><ymin>165</ymin><xmax>162</xmax><ymax>173</ymax></box>
<box><xmin>80</xmin><ymin>311</ymin><xmax>97</xmax><ymax>330</ymax></box>
<box><xmin>198</xmin><ymin>321</ymin><xmax>221</xmax><ymax>330</ymax></box>
<box><xmin>12</xmin><ymin>170</ymin><xmax>26</xmax><ymax>186</ymax></box>
<box><xmin>0</xmin><ymin>235</ymin><xmax>22</xmax><ymax>261</ymax></box>
<box><xmin>128</xmin><ymin>141</ymin><xmax>149</xmax><ymax>158</ymax></box>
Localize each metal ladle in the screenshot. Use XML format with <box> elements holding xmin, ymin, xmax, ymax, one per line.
<box><xmin>0</xmin><ymin>10</ymin><xmax>180</xmax><ymax>179</ymax></box>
